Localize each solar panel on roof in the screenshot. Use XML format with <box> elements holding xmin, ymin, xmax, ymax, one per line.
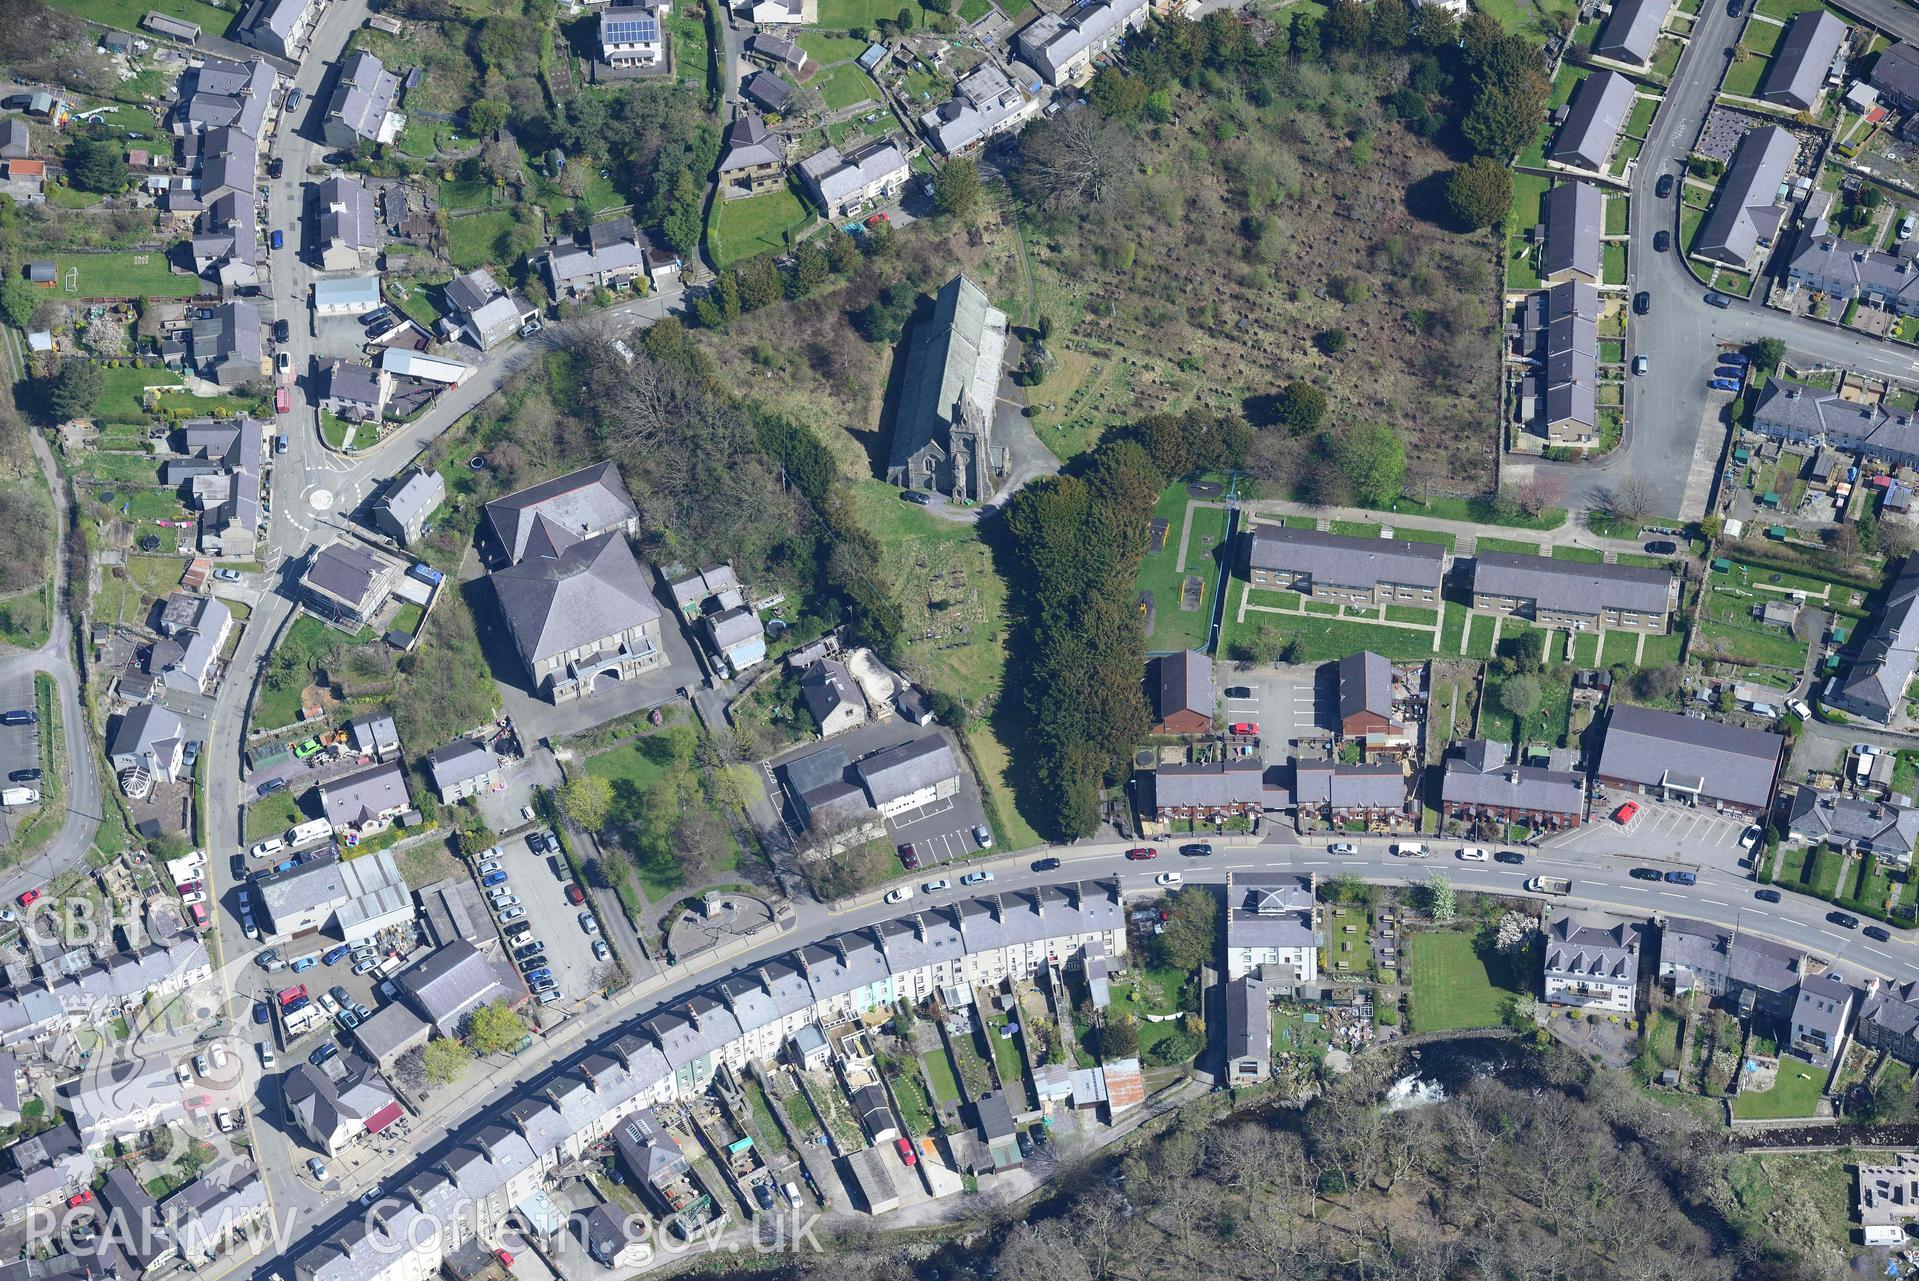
<box><xmin>604</xmin><ymin>16</ymin><xmax>659</xmax><ymax>39</ymax></box>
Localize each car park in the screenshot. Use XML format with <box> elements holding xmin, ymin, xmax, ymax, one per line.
<box><xmin>1032</xmin><ymin>857</ymin><xmax>1061</xmax><ymax>872</ymax></box>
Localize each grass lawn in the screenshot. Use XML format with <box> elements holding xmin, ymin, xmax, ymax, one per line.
<box><xmin>252</xmin><ymin>616</ymin><xmax>341</xmax><ymax>730</ymax></box>
<box><xmin>95</xmin><ymin>366</ymin><xmax>183</xmax><ymax>424</ymax></box>
<box><xmin>796</xmin><ymin>30</ymin><xmax>869</xmax><ymax>62</ymax></box>
<box><xmin>708</xmin><ymin>185</ymin><xmax>812</xmax><ymax>268</ymax></box>
<box><xmin>980</xmin><ymin>1010</ymin><xmax>1028</xmax><ymax>1094</ymax></box>
<box><xmin>444</xmin><ymin>212</ymin><xmax>520</xmax><ymax>271</ymax></box>
<box><xmin>921</xmin><ymin>1048</ymin><xmax>961</xmax><ymax>1105</ymax></box>
<box><xmin>1407</xmin><ymin>931</ymin><xmax>1522</xmax><ymax>1033</ymax></box>
<box><xmin>243</xmin><ymin>790</ymin><xmax>303</xmax><ymax>843</ymax></box>
<box><xmin>1322</xmin><ymin>904</ymin><xmax>1370</xmax><ymax>979</ymax></box>
<box><xmin>582</xmin><ymin>725</ymin><xmax>740</xmax><ymax>900</ymax></box>
<box><xmin>1219</xmin><ymin>585</ymin><xmax>1439</xmax><ymax>663</ymax></box>
<box><xmin>54</xmin><ymin>251</ymin><xmax>202</xmax><ymax>300</ymax></box>
<box><xmin>814</xmin><ymin>63</ymin><xmax>876</xmax><ymax>111</ymax></box>
<box><xmin>44</xmin><ymin>0</ymin><xmax>235</xmax><ymax>37</ymax></box>
<box><xmin>1721</xmin><ymin>48</ymin><xmax>1774</xmax><ymax>98</ymax></box>
<box><xmin>1481</xmin><ymin>660</ymin><xmax>1574</xmax><ymax>746</ymax></box>
<box><xmin>1732</xmin><ymin>1057</ymin><xmax>1825</xmax><ymax>1119</ymax></box>
<box><xmin>1136</xmin><ymin>482</ymin><xmax>1224</xmax><ymax>653</ymax></box>
<box><xmin>1603</xmin><ymin>241</ymin><xmax>1628</xmax><ymax>285</ymax></box>
<box><xmin>816</xmin><ymin>0</ymin><xmax>909</xmax><ymax>25</ymax></box>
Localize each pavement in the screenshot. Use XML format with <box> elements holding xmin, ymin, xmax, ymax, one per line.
<box><xmin>1527</xmin><ymin>0</ymin><xmax>1919</xmax><ymax>520</ymax></box>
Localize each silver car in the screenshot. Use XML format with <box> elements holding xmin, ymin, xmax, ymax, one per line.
<box><xmin>499</xmin><ymin>906</ymin><xmax>527</xmax><ymax>922</ymax></box>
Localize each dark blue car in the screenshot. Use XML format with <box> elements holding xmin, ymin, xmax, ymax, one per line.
<box><xmin>525</xmin><ymin>968</ymin><xmax>551</xmax><ymax>984</ymax></box>
<box><xmin>1665</xmin><ymin>870</ymin><xmax>1698</xmax><ymax>885</ymax></box>
<box><xmin>482</xmin><ymin>871</ymin><xmax>508</xmax><ymax>887</ymax></box>
<box><xmin>309</xmin><ymin>1043</ymin><xmax>338</xmax><ymax>1067</ymax></box>
<box><xmin>1709</xmin><ymin>378</ymin><xmax>1740</xmax><ymax>392</ymax></box>
<box><xmin>322</xmin><ymin>945</ymin><xmax>349</xmax><ymax>965</ymax></box>
<box><xmin>1720</xmin><ymin>352</ymin><xmax>1751</xmax><ymax>366</ymax></box>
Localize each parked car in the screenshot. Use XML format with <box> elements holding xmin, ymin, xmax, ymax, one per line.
<box><xmin>1655</xmin><ymin>173</ymin><xmax>1674</xmax><ymax>198</ymax></box>
<box><xmin>274</xmin><ymin>318</ymin><xmax>291</xmax><ymax>342</ymax></box>
<box><xmin>1228</xmin><ymin>722</ymin><xmax>1259</xmax><ymax>736</ymax></box>
<box><xmin>959</xmin><ymin>870</ymin><xmax>994</xmax><ymax>886</ymax></box>
<box><xmin>275</xmin><ymin>386</ymin><xmax>290</xmax><ymax>414</ymax></box>
<box><xmin>1633</xmin><ymin>291</ymin><xmax>1650</xmax><ymax>315</ymax></box>
<box><xmin>1665</xmin><ymin>870</ymin><xmax>1697</xmax><ymax>885</ymax></box>
<box><xmin>578</xmin><ymin>912</ymin><xmax>599</xmax><ymax>934</ymax></box>
<box><xmin>276</xmin><ymin>351</ymin><xmax>290</xmax><ymax>373</ymax></box>
<box><xmin>1866</xmin><ymin>925</ymin><xmax>1894</xmax><ymax>942</ymax></box>
<box><xmin>782</xmin><ymin>1182</ymin><xmax>802</xmax><ymax>1208</ymax></box>
<box><xmin>322</xmin><ymin>945</ymin><xmax>349</xmax><ymax>965</ymax></box>
<box><xmin>478</xmin><ymin>859</ymin><xmax>503</xmax><ymax>874</ymax></box>
<box><xmin>15</xmin><ymin>889</ymin><xmax>39</xmax><ymax>908</ymax></box>
<box><xmin>1828</xmin><ymin>910</ymin><xmax>1861</xmax><ymax>928</ymax></box>
<box><xmin>1124</xmin><ymin>846</ymin><xmax>1158</xmax><ymax>860</ymax></box>
<box><xmin>518</xmin><ymin>319</ymin><xmax>543</xmax><ymax>339</ymax></box>
<box><xmin>515</xmin><ymin>942</ymin><xmax>544</xmax><ymax>960</ymax></box>
<box><xmin>900</xmin><ymin>490</ymin><xmax>931</xmax><ymax>505</ymax></box>
<box><xmin>565</xmin><ymin>883</ymin><xmax>585</xmax><ymax>905</ymax></box>
<box><xmin>1031</xmin><ymin>857</ymin><xmax>1061</xmax><ymax>872</ymax></box>
<box><xmin>1709</xmin><ymin>378</ymin><xmax>1741</xmax><ymax>392</ymax></box>
<box><xmin>0</xmin><ymin>96</ymin><xmax>31</xmax><ymax>110</ymax></box>
<box><xmin>308</xmin><ymin>1043</ymin><xmax>338</xmax><ymax>1067</ymax></box>
<box><xmin>525</xmin><ymin>968</ymin><xmax>551</xmax><ymax>984</ymax></box>
<box><xmin>1155</xmin><ymin>871</ymin><xmax>1183</xmax><ymax>887</ymax></box>
<box><xmin>1755</xmin><ymin>888</ymin><xmax>1782</xmax><ymax>903</ymax></box>
<box><xmin>1613</xmin><ymin>801</ymin><xmax>1640</xmax><ymax>824</ymax></box>
<box><xmin>1629</xmin><ymin>867</ymin><xmax>1662</xmax><ymax>880</ymax></box>
<box><xmin>360</xmin><ymin>306</ymin><xmax>394</xmax><ymax>330</ymax></box>
<box><xmin>1644</xmin><ymin>540</ymin><xmax>1677</xmax><ymax>554</ymax></box>
<box><xmin>1</xmin><ymin>710</ymin><xmax>36</xmax><ymax>726</ymax></box>
<box><xmin>257</xmin><ymin>778</ymin><xmax>288</xmax><ymax>796</ymax></box>
<box><xmin>1390</xmin><ymin>843</ymin><xmax>1428</xmax><ymax>858</ymax></box>
<box><xmin>1704</xmin><ymin>291</ymin><xmax>1733</xmax><ymax>308</ymax></box>
<box><xmin>593</xmin><ymin>939</ymin><xmax>609</xmax><ymax>961</ymax></box>
<box><xmin>499</xmin><ymin>906</ymin><xmax>526</xmax><ymax>922</ymax></box>
<box><xmin>1329</xmin><ymin>842</ymin><xmax>1358</xmax><ymax>855</ymax></box>
<box><xmin>1720</xmin><ymin>352</ymin><xmax>1751</xmax><ymax>366</ymax></box>
<box><xmin>269</xmin><ymin>229</ymin><xmax>284</xmax><ymax>250</ymax></box>
<box><xmin>1787</xmin><ymin>699</ymin><xmax>1812</xmax><ymax>720</ymax></box>
<box><xmin>895</xmin><ymin>1137</ymin><xmax>917</xmax><ymax>1166</ymax></box>
<box><xmin>753</xmin><ymin>1182</ymin><xmax>775</xmax><ymax>1211</ymax></box>
<box><xmin>923</xmin><ymin>878</ymin><xmax>951</xmax><ymax>893</ymax></box>
<box><xmin>1633</xmin><ymin>355</ymin><xmax>1649</xmax><ymax>376</ymax></box>
<box><xmin>1653</xmin><ymin>230</ymin><xmax>1671</xmax><ymax>253</ymax></box>
<box><xmin>1738</xmin><ymin>825</ymin><xmax>1762</xmax><ymax>850</ymax></box>
<box><xmin>482</xmin><ymin>871</ymin><xmax>508</xmax><ymax>887</ymax></box>
<box><xmin>1180</xmin><ymin>842</ymin><xmax>1214</xmax><ymax>857</ymax></box>
<box><xmin>9</xmin><ymin>768</ymin><xmax>40</xmax><ymax>783</ymax></box>
<box><xmin>1456</xmin><ymin>847</ymin><xmax>1488</xmax><ymax>861</ymax></box>
<box><xmin>307</xmin><ymin>1158</ymin><xmax>328</xmax><ymax>1181</ymax></box>
<box><xmin>973</xmin><ymin>824</ymin><xmax>994</xmax><ymax>849</ymax></box>
<box><xmin>291</xmin><ymin>955</ymin><xmax>317</xmax><ymax>973</ymax></box>
<box><xmin>897</xmin><ymin>843</ymin><xmax>920</xmax><ymax>870</ymax></box>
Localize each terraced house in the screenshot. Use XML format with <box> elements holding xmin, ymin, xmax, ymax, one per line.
<box><xmin>1470</xmin><ymin>551</ymin><xmax>1675</xmax><ymax>632</ymax></box>
<box><xmin>1826</xmin><ymin>555</ymin><xmax>1919</xmax><ymax>723</ymax></box>
<box><xmin>287</xmin><ymin>884</ymin><xmax>1126</xmax><ymax>1281</ymax></box>
<box><xmin>1438</xmin><ymin>739</ymin><xmax>1586</xmax><ymax>832</ymax></box>
<box><xmin>1753</xmin><ymin>378</ymin><xmax>1919</xmax><ymax>469</ymax></box>
<box><xmin>1240</xmin><ymin>523</ymin><xmax>1445</xmax><ymax>607</ymax></box>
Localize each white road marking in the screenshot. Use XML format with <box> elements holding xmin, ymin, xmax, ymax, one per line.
<box><xmin>1700</xmin><ymin>898</ymin><xmax>1728</xmax><ymax>906</ymax></box>
<box><xmin>1658</xmin><ymin>891</ymin><xmax>1687</xmax><ymax>898</ymax></box>
<box><xmin>1867</xmin><ymin>947</ymin><xmax>1895</xmax><ymax>960</ymax></box>
<box><xmin>1822</xmin><ymin>931</ymin><xmax>1850</xmax><ymax>942</ymax></box>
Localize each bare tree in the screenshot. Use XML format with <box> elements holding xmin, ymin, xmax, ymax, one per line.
<box><xmin>1593</xmin><ymin>476</ymin><xmax>1661</xmax><ymax>526</ymax></box>
<box><xmin>1508</xmin><ymin>471</ymin><xmax>1567</xmax><ymax>517</ymax></box>
<box><xmin>1013</xmin><ymin>110</ymin><xmax>1132</xmax><ymax>214</ymax></box>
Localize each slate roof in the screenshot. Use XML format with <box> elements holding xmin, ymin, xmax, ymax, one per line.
<box><xmin>1593</xmin><ymin>0</ymin><xmax>1664</xmax><ymax>65</ymax></box>
<box><xmin>304</xmin><ymin>540</ymin><xmax>390</xmax><ymax>610</ymax></box>
<box><xmin>886</xmin><ymin>275</ymin><xmax>1008</xmax><ymax>477</ymax></box>
<box><xmin>1542</xmin><ymin>911</ymin><xmax>1640</xmax><ymax>985</ymax></box>
<box><xmin>1762</xmin><ymin>10</ymin><xmax>1846</xmax><ymax>110</ymax></box>
<box><xmin>854</xmin><ymin>735</ymin><xmax>959</xmax><ymax>808</ymax></box>
<box><xmin>490</xmin><ymin>531</ymin><xmax>660</xmax><ymax>668</ymax></box>
<box><xmin>1754</xmin><ymin>377</ymin><xmax>1919</xmax><ymax>463</ymax></box>
<box><xmin>1243</xmin><ymin>522</ymin><xmax>1445</xmax><ymax>592</ymax></box>
<box><xmin>919</xmin><ymin>63</ymin><xmax>1029</xmax><ymax>154</ymax></box>
<box><xmin>1873</xmin><ymin>40</ymin><xmax>1919</xmax><ymax>105</ymax></box>
<box><xmin>744</xmin><ymin>31</ymin><xmax>807</xmax><ymax>70</ymax></box>
<box><xmin>483</xmin><ymin>462</ymin><xmax>637</xmax><ymax>565</ymax></box>
<box><xmin>318</xmin><ymin>760</ymin><xmax>410</xmax><ymax>828</ymax></box>
<box><xmin>394</xmin><ymin>940</ymin><xmax>510</xmax><ymax>1033</ymax></box>
<box><xmin>1473</xmin><ymin>549</ymin><xmax>1673</xmax><ymax>616</ymax></box>
<box><xmin>1596</xmin><ymin>704</ymin><xmax>1782</xmax><ymax>809</ymax></box>
<box><xmin>1785</xmin><ymin>231</ymin><xmax>1919</xmax><ymax>311</ymax></box>
<box><xmin>1440</xmin><ymin>739</ymin><xmax>1586</xmax><ymax>814</ymax></box>
<box><xmin>323</xmin><ymin>358</ymin><xmax>382</xmax><ymax>407</ymax></box>
<box><xmin>741</xmin><ymin>71</ymin><xmax>794</xmax><ymax>113</ymax></box>
<box><xmin>1226</xmin><ymin>874</ymin><xmax>1315</xmax><ymax>950</ymax></box>
<box><xmin>1551</xmin><ymin>70</ymin><xmax>1635</xmax><ymax>170</ymax></box>
<box><xmin>444</xmin><ymin>267</ymin><xmax>504</xmax><ymax>316</ymax></box>
<box><xmin>1786</xmin><ymin>788</ymin><xmax>1919</xmax><ymax>860</ymax></box>
<box><xmin>1144</xmin><ymin>759</ymin><xmax>1265</xmax><ymax>809</ymax></box>
<box><xmin>1291</xmin><ymin>761</ymin><xmax>1407</xmax><ymax>809</ymax></box>
<box><xmin>799</xmin><ymin>658</ymin><xmax>862</xmax><ymax>726</ymax></box>
<box><xmin>109</xmin><ymin>702</ymin><xmax>183</xmax><ymax>766</ymax></box>
<box><xmin>797</xmin><ymin>137</ymin><xmax>908</xmax><ymax>209</ymax></box>
<box><xmin>315</xmin><ymin>174</ymin><xmax>377</xmax><ymax>255</ymax></box>
<box><xmin>374</xmin><ymin>467</ymin><xmax>444</xmax><ymax>534</ymax></box>
<box><xmin>324</xmin><ymin>50</ymin><xmax>397</xmax><ymax>143</ymax></box>
<box><xmin>1543</xmin><ymin>180</ymin><xmax>1604</xmax><ymax>280</ymax></box>
<box><xmin>717</xmin><ymin>113</ymin><xmax>783</xmax><ymax>173</ymax></box>
<box><xmin>1833</xmin><ymin>555</ymin><xmax>1919</xmax><ymax>720</ymax></box>
<box><xmin>1153</xmin><ymin>649</ymin><xmax>1213</xmax><ymax>724</ymax></box>
<box><xmin>424</xmin><ymin>739</ymin><xmax>497</xmax><ymax>793</ymax></box>
<box><xmin>1792</xmin><ymin>971</ymin><xmax>1854</xmax><ymax>1039</ymax></box>
<box><xmin>1335</xmin><ymin>651</ymin><xmax>1394</xmax><ymax>727</ymax></box>
<box><xmin>1695</xmin><ymin>125</ymin><xmax>1796</xmax><ymax>267</ymax></box>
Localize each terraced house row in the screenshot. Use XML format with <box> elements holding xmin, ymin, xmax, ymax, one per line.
<box><xmin>1240</xmin><ymin>522</ymin><xmax>1678</xmax><ymax>633</ymax></box>
<box><xmin>290</xmin><ymin>883</ymin><xmax>1127</xmax><ymax>1281</ymax></box>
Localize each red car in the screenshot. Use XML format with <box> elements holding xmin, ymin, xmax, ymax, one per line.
<box><xmin>565</xmin><ymin>884</ymin><xmax>585</xmax><ymax>906</ymax></box>
<box><xmin>15</xmin><ymin>889</ymin><xmax>39</xmax><ymax>908</ymax></box>
<box><xmin>897</xmin><ymin>844</ymin><xmax>920</xmax><ymax>870</ymax></box>
<box><xmin>177</xmin><ymin>880</ymin><xmax>203</xmax><ymax>895</ymax></box>
<box><xmin>1229</xmin><ymin>722</ymin><xmax>1260</xmax><ymax>736</ymax></box>
<box><xmin>1125</xmin><ymin>847</ymin><xmax>1158</xmax><ymax>860</ymax></box>
<box><xmin>66</xmin><ymin>1191</ymin><xmax>92</xmax><ymax>1208</ymax></box>
<box><xmin>1613</xmin><ymin>801</ymin><xmax>1640</xmax><ymax>825</ymax></box>
<box><xmin>188</xmin><ymin>902</ymin><xmax>209</xmax><ymax>927</ymax></box>
<box><xmin>494</xmin><ymin>1250</ymin><xmax>515</xmax><ymax>1269</ymax></box>
<box><xmin>895</xmin><ymin>1137</ymin><xmax>917</xmax><ymax>1166</ymax></box>
<box><xmin>865</xmin><ymin>212</ymin><xmax>891</xmax><ymax>228</ymax></box>
<box><xmin>275</xmin><ymin>386</ymin><xmax>290</xmax><ymax>414</ymax></box>
<box><xmin>277</xmin><ymin>984</ymin><xmax>308</xmax><ymax>1007</ymax></box>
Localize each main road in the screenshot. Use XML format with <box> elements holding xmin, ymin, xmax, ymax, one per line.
<box><xmin>249</xmin><ymin>825</ymin><xmax>1919</xmax><ymax>1274</ymax></box>
<box><xmin>1531</xmin><ymin>0</ymin><xmax>1919</xmax><ymax>520</ymax></box>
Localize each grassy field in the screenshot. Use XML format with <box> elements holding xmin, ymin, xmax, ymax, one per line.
<box><xmin>798</xmin><ymin>30</ymin><xmax>869</xmax><ymax>61</ymax></box>
<box><xmin>1731</xmin><ymin>1057</ymin><xmax>1825</xmax><ymax>1119</ymax></box>
<box><xmin>95</xmin><ymin>366</ymin><xmax>184</xmax><ymax>424</ymax></box>
<box><xmin>1136</xmin><ymin>482</ymin><xmax>1226</xmax><ymax>654</ymax></box>
<box><xmin>44</xmin><ymin>0</ymin><xmax>235</xmax><ymax>37</ymax></box>
<box><xmin>252</xmin><ymin>616</ymin><xmax>343</xmax><ymax>731</ymax></box>
<box><xmin>1219</xmin><ymin>582</ymin><xmax>1441</xmax><ymax>663</ymax></box>
<box><xmin>815</xmin><ymin>63</ymin><xmax>877</xmax><ymax>111</ymax></box>
<box><xmin>921</xmin><ymin>1047</ymin><xmax>961</xmax><ymax>1104</ymax></box>
<box><xmin>1407</xmin><ymin>931</ymin><xmax>1522</xmax><ymax>1033</ymax></box>
<box><xmin>243</xmin><ymin>790</ymin><xmax>303</xmax><ymax>843</ymax></box>
<box><xmin>444</xmin><ymin>212</ymin><xmax>521</xmax><ymax>272</ymax></box>
<box><xmin>54</xmin><ymin>251</ymin><xmax>203</xmax><ymax>300</ymax></box>
<box><xmin>708</xmin><ymin>185</ymin><xmax>812</xmax><ymax>268</ymax></box>
<box><xmin>581</xmin><ymin>724</ymin><xmax>740</xmax><ymax>900</ymax></box>
<box><xmin>1480</xmin><ymin>658</ymin><xmax>1574</xmax><ymax>746</ymax></box>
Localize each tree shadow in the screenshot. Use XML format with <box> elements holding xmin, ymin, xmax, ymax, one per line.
<box><xmin>1402</xmin><ymin>170</ymin><xmax>1461</xmax><ymax>232</ymax></box>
